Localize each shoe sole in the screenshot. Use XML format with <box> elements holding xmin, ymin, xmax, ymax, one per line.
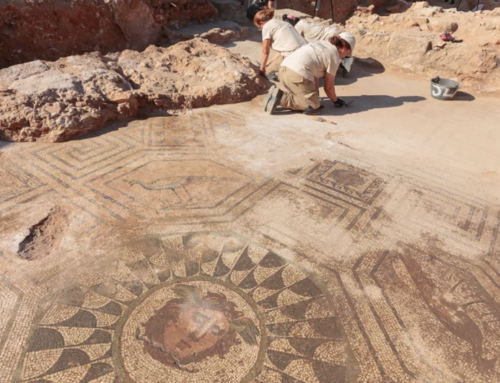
<box><xmin>262</xmin><ymin>86</ymin><xmax>276</xmax><ymax>112</ymax></box>
<box><xmin>267</xmin><ymin>88</ymin><xmax>283</xmax><ymax>115</ymax></box>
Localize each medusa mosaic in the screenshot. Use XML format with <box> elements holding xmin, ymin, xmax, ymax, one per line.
<box><xmin>138</xmin><ymin>284</ymin><xmax>260</xmax><ymax>369</ymax></box>
<box><xmin>19</xmin><ymin>232</ymin><xmax>349</xmax><ymax>383</ymax></box>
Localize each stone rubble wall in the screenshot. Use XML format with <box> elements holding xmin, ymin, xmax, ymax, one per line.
<box><xmin>0</xmin><ymin>0</ymin><xmax>218</xmax><ymax>68</ymax></box>
<box><xmin>346</xmin><ymin>2</ymin><xmax>500</xmax><ymax>94</ymax></box>
<box><xmin>276</xmin><ymin>0</ymin><xmax>401</xmax><ymax>23</ymax></box>
<box><xmin>279</xmin><ymin>2</ymin><xmax>499</xmax><ymax>94</ymax></box>
<box><xmin>277</xmin><ymin>0</ymin><xmax>499</xmax><ymax>23</ymax></box>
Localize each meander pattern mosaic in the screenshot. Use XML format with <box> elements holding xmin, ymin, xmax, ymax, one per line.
<box><xmin>1</xmin><ymin>109</ymin><xmax>500</xmax><ymax>383</ymax></box>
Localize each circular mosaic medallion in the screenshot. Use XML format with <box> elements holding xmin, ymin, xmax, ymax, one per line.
<box><xmin>115</xmin><ymin>278</ymin><xmax>265</xmax><ymax>382</ymax></box>
<box><xmin>20</xmin><ymin>232</ymin><xmax>355</xmax><ymax>383</ymax></box>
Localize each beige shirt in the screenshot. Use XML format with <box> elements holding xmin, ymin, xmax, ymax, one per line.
<box><xmin>262</xmin><ymin>19</ymin><xmax>307</xmax><ymax>57</ymax></box>
<box><xmin>281</xmin><ymin>40</ymin><xmax>341</xmax><ymax>80</ymax></box>
<box><xmin>294</xmin><ymin>20</ymin><xmax>339</xmax><ymax>42</ymax></box>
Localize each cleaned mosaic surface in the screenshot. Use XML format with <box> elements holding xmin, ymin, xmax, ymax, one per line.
<box><xmin>1</xmin><ymin>107</ymin><xmax>500</xmax><ymax>383</ymax></box>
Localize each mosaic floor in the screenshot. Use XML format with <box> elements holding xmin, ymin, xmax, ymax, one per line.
<box><xmin>1</xmin><ymin>73</ymin><xmax>500</xmax><ymax>383</ymax></box>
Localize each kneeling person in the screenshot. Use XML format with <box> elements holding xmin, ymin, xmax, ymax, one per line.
<box><xmin>263</xmin><ymin>32</ymin><xmax>356</xmax><ymax>115</ymax></box>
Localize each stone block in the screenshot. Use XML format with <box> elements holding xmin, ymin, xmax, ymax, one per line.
<box><xmin>386</xmin><ymin>30</ymin><xmax>434</xmax><ymax>67</ymax></box>
<box><xmin>427</xmin><ymin>18</ymin><xmax>459</xmax><ymax>33</ymax></box>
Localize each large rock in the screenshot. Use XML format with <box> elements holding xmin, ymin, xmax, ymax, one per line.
<box><xmin>0</xmin><ymin>54</ymin><xmax>137</xmax><ymax>142</ymax></box>
<box><xmin>426</xmin><ymin>18</ymin><xmax>459</xmax><ymax>33</ymax></box>
<box><xmin>0</xmin><ymin>0</ymin><xmax>218</xmax><ymax>68</ymax></box>
<box><xmin>386</xmin><ymin>30</ymin><xmax>434</xmax><ymax>69</ymax></box>
<box><xmin>113</xmin><ymin>39</ymin><xmax>265</xmax><ymax>110</ymax></box>
<box><xmin>0</xmin><ymin>39</ymin><xmax>266</xmax><ymax>142</ymax></box>
<box><xmin>110</xmin><ymin>0</ymin><xmax>162</xmax><ymax>50</ymax></box>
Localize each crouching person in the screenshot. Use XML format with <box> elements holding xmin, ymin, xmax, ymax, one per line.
<box><xmin>254</xmin><ymin>9</ymin><xmax>306</xmax><ymax>78</ymax></box>
<box><xmin>263</xmin><ymin>32</ymin><xmax>356</xmax><ymax>115</ymax></box>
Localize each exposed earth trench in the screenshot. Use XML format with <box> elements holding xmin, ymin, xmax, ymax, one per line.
<box><xmin>1</xmin><ymin>1</ymin><xmax>500</xmax><ymax>383</ymax></box>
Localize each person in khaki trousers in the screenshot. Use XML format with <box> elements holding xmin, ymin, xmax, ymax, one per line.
<box><xmin>253</xmin><ymin>9</ymin><xmax>306</xmax><ymax>77</ymax></box>
<box><xmin>263</xmin><ymin>32</ymin><xmax>356</xmax><ymax>115</ymax></box>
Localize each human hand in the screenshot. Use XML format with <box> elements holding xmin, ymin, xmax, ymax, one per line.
<box><xmin>333</xmin><ymin>98</ymin><xmax>347</xmax><ymax>108</ymax></box>
<box><xmin>259</xmin><ymin>69</ymin><xmax>266</xmax><ymax>76</ymax></box>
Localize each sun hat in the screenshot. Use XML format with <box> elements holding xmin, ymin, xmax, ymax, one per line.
<box><xmin>339</xmin><ymin>32</ymin><xmax>356</xmax><ymax>55</ymax></box>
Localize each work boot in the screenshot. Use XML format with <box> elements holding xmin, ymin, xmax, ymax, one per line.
<box><xmin>303</xmin><ymin>105</ymin><xmax>323</xmax><ymax>115</ymax></box>
<box><xmin>262</xmin><ymin>85</ymin><xmax>276</xmax><ymax>112</ymax></box>
<box><xmin>266</xmin><ymin>86</ymin><xmax>283</xmax><ymax>115</ymax></box>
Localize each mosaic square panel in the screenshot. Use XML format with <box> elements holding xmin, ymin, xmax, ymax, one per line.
<box><xmin>392</xmin><ymin>187</ymin><xmax>497</xmax><ymax>247</ymax></box>
<box><xmin>120</xmin><ymin>114</ymin><xmax>212</xmax><ymax>147</ymax></box>
<box><xmin>245</xmin><ymin>183</ymin><xmax>366</xmax><ymax>252</ymax></box>
<box><xmin>306</xmin><ymin>160</ymin><xmax>385</xmax><ymax>205</ymax></box>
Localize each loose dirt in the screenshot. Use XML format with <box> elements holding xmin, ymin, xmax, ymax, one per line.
<box><xmin>17</xmin><ymin>207</ymin><xmax>68</xmax><ymax>261</ymax></box>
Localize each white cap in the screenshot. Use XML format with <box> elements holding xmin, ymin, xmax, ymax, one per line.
<box><xmin>339</xmin><ymin>32</ymin><xmax>356</xmax><ymax>55</ymax></box>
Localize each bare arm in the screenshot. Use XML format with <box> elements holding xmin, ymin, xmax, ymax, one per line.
<box><xmin>268</xmin><ymin>1</ymin><xmax>275</xmax><ymax>9</ymax></box>
<box><xmin>260</xmin><ymin>39</ymin><xmax>272</xmax><ymax>73</ymax></box>
<box><xmin>324</xmin><ymin>72</ymin><xmax>338</xmax><ymax>102</ymax></box>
